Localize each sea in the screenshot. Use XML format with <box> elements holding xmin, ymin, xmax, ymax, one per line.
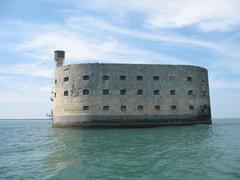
<box><xmin>0</xmin><ymin>118</ymin><xmax>240</xmax><ymax>180</ymax></box>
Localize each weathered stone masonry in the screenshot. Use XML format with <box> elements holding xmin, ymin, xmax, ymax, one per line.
<box><xmin>52</xmin><ymin>50</ymin><xmax>211</xmax><ymax>127</ymax></box>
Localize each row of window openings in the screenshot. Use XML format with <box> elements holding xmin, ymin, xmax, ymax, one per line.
<box><xmin>55</xmin><ymin>76</ymin><xmax>193</xmax><ymax>83</ymax></box>
<box><xmin>62</xmin><ymin>89</ymin><xmax>195</xmax><ymax>96</ymax></box>
<box><xmin>82</xmin><ymin>105</ymin><xmax>194</xmax><ymax>111</ymax></box>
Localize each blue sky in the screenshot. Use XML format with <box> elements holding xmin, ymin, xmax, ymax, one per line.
<box><xmin>0</xmin><ymin>0</ymin><xmax>240</xmax><ymax>118</ymax></box>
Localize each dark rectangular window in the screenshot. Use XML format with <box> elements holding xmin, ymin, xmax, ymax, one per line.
<box><xmin>169</xmin><ymin>75</ymin><xmax>175</xmax><ymax>80</ymax></box>
<box><xmin>188</xmin><ymin>90</ymin><xmax>193</xmax><ymax>95</ymax></box>
<box><xmin>54</xmin><ymin>93</ymin><xmax>56</xmax><ymax>97</ymax></box>
<box><xmin>103</xmin><ymin>106</ymin><xmax>109</xmax><ymax>111</ymax></box>
<box><xmin>137</xmin><ymin>76</ymin><xmax>143</xmax><ymax>80</ymax></box>
<box><xmin>103</xmin><ymin>75</ymin><xmax>109</xmax><ymax>80</ymax></box>
<box><xmin>138</xmin><ymin>105</ymin><xmax>143</xmax><ymax>111</ymax></box>
<box><xmin>199</xmin><ymin>104</ymin><xmax>208</xmax><ymax>113</ymax></box>
<box><xmin>189</xmin><ymin>105</ymin><xmax>194</xmax><ymax>110</ymax></box>
<box><xmin>83</xmin><ymin>106</ymin><xmax>89</xmax><ymax>110</ymax></box>
<box><xmin>55</xmin><ymin>79</ymin><xmax>57</xmax><ymax>84</ymax></box>
<box><xmin>120</xmin><ymin>89</ymin><xmax>126</xmax><ymax>95</ymax></box>
<box><xmin>121</xmin><ymin>106</ymin><xmax>126</xmax><ymax>112</ymax></box>
<box><xmin>64</xmin><ymin>91</ymin><xmax>68</xmax><ymax>96</ymax></box>
<box><xmin>83</xmin><ymin>89</ymin><xmax>89</xmax><ymax>95</ymax></box>
<box><xmin>120</xmin><ymin>76</ymin><xmax>126</xmax><ymax>80</ymax></box>
<box><xmin>187</xmin><ymin>76</ymin><xmax>192</xmax><ymax>81</ymax></box>
<box><xmin>137</xmin><ymin>89</ymin><xmax>143</xmax><ymax>95</ymax></box>
<box><xmin>64</xmin><ymin>77</ymin><xmax>69</xmax><ymax>82</ymax></box>
<box><xmin>171</xmin><ymin>105</ymin><xmax>176</xmax><ymax>110</ymax></box>
<box><xmin>155</xmin><ymin>105</ymin><xmax>160</xmax><ymax>110</ymax></box>
<box><xmin>83</xmin><ymin>75</ymin><xmax>89</xmax><ymax>80</ymax></box>
<box><xmin>170</xmin><ymin>89</ymin><xmax>176</xmax><ymax>95</ymax></box>
<box><xmin>154</xmin><ymin>89</ymin><xmax>160</xmax><ymax>95</ymax></box>
<box><xmin>103</xmin><ymin>89</ymin><xmax>109</xmax><ymax>95</ymax></box>
<box><xmin>201</xmin><ymin>90</ymin><xmax>206</xmax><ymax>96</ymax></box>
<box><xmin>153</xmin><ymin>76</ymin><xmax>159</xmax><ymax>80</ymax></box>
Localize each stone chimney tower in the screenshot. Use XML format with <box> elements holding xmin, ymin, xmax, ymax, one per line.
<box><xmin>54</xmin><ymin>50</ymin><xmax>65</xmax><ymax>67</ymax></box>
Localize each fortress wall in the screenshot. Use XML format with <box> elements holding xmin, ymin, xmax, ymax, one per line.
<box><xmin>53</xmin><ymin>64</ymin><xmax>211</xmax><ymax>124</ymax></box>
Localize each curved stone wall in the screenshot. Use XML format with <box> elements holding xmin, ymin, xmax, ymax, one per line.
<box><xmin>52</xmin><ymin>64</ymin><xmax>211</xmax><ymax>127</ymax></box>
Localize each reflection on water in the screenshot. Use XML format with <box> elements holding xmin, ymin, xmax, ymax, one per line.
<box><xmin>0</xmin><ymin>119</ymin><xmax>240</xmax><ymax>179</ymax></box>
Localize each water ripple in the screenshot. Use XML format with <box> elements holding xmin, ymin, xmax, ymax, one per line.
<box><xmin>0</xmin><ymin>119</ymin><xmax>240</xmax><ymax>179</ymax></box>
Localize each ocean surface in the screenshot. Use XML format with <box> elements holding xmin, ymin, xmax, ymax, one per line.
<box><xmin>0</xmin><ymin>119</ymin><xmax>240</xmax><ymax>180</ymax></box>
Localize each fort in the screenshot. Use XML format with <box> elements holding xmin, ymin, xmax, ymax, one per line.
<box><xmin>51</xmin><ymin>50</ymin><xmax>211</xmax><ymax>127</ymax></box>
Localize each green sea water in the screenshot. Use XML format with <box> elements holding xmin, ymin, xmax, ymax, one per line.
<box><xmin>0</xmin><ymin>119</ymin><xmax>240</xmax><ymax>179</ymax></box>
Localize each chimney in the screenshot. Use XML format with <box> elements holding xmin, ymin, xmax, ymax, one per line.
<box><xmin>54</xmin><ymin>50</ymin><xmax>65</xmax><ymax>67</ymax></box>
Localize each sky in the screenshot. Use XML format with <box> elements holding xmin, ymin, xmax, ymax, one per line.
<box><xmin>0</xmin><ymin>0</ymin><xmax>240</xmax><ymax>118</ymax></box>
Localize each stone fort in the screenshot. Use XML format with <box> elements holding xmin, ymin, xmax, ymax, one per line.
<box><xmin>51</xmin><ymin>50</ymin><xmax>211</xmax><ymax>127</ymax></box>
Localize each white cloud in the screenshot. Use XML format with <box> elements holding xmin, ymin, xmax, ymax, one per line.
<box><xmin>210</xmin><ymin>80</ymin><xmax>240</xmax><ymax>89</ymax></box>
<box><xmin>198</xmin><ymin>19</ymin><xmax>238</xmax><ymax>32</ymax></box>
<box><xmin>1</xmin><ymin>15</ymin><xmax>237</xmax><ymax>82</ymax></box>
<box><xmin>81</xmin><ymin>0</ymin><xmax>240</xmax><ymax>31</ymax></box>
<box><xmin>39</xmin><ymin>85</ymin><xmax>52</xmax><ymax>93</ymax></box>
<box><xmin>0</xmin><ymin>77</ymin><xmax>51</xmax><ymax>104</ymax></box>
<box><xmin>146</xmin><ymin>0</ymin><xmax>240</xmax><ymax>31</ymax></box>
<box><xmin>66</xmin><ymin>16</ymin><xmax>210</xmax><ymax>46</ymax></box>
<box><xmin>0</xmin><ymin>83</ymin><xmax>52</xmax><ymax>118</ymax></box>
<box><xmin>10</xmin><ymin>19</ymin><xmax>187</xmax><ymax>64</ymax></box>
<box><xmin>0</xmin><ymin>63</ymin><xmax>53</xmax><ymax>78</ymax></box>
<box><xmin>16</xmin><ymin>31</ymin><xmax>101</xmax><ymax>60</ymax></box>
<box><xmin>65</xmin><ymin>16</ymin><xmax>240</xmax><ymax>59</ymax></box>
<box><xmin>3</xmin><ymin>15</ymin><xmax>240</xmax><ymax>66</ymax></box>
<box><xmin>0</xmin><ymin>92</ymin><xmax>48</xmax><ymax>103</ymax></box>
